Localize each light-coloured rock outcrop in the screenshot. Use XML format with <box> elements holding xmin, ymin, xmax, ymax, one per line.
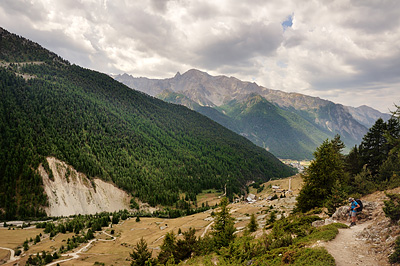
<box><xmin>40</xmin><ymin>157</ymin><xmax>130</xmax><ymax>217</ymax></box>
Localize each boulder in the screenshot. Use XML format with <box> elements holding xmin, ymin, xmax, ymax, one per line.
<box><xmin>311</xmin><ymin>220</ymin><xmax>326</xmax><ymax>228</ymax></box>
<box><xmin>331</xmin><ymin>201</ymin><xmax>378</xmax><ymax>221</ymax></box>
<box><xmin>312</xmin><ymin>217</ymin><xmax>339</xmax><ymax>228</ymax></box>
<box><xmin>331</xmin><ymin>206</ymin><xmax>350</xmax><ymax>221</ymax></box>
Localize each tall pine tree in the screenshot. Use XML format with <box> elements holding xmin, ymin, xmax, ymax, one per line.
<box><xmin>130</xmin><ymin>238</ymin><xmax>152</xmax><ymax>266</ymax></box>
<box><xmin>296</xmin><ymin>136</ymin><xmax>345</xmax><ymax>212</ymax></box>
<box><xmin>379</xmin><ymin>106</ymin><xmax>400</xmax><ymax>185</ymax></box>
<box><xmin>212</xmin><ymin>197</ymin><xmax>236</xmax><ymax>249</ymax></box>
<box><xmin>359</xmin><ymin>118</ymin><xmax>389</xmax><ymax>176</ymax></box>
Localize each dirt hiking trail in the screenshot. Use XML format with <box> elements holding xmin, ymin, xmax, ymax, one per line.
<box><xmin>322</xmin><ymin>220</ymin><xmax>388</xmax><ymax>266</ymax></box>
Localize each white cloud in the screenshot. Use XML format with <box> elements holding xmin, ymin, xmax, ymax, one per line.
<box><xmin>0</xmin><ymin>0</ymin><xmax>399</xmax><ymax>112</ymax></box>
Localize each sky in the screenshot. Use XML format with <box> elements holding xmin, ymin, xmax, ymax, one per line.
<box><xmin>1</xmin><ymin>0</ymin><xmax>399</xmax><ymax>113</ymax></box>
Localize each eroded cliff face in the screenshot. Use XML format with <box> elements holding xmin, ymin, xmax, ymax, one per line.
<box><xmin>40</xmin><ymin>157</ymin><xmax>130</xmax><ymax>217</ymax></box>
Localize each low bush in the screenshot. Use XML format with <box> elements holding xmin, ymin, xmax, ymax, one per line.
<box><xmin>383</xmin><ymin>193</ymin><xmax>400</xmax><ymax>222</ymax></box>
<box><xmin>299</xmin><ymin>223</ymin><xmax>348</xmax><ymax>244</ymax></box>
<box><xmin>389</xmin><ymin>236</ymin><xmax>400</xmax><ymax>264</ymax></box>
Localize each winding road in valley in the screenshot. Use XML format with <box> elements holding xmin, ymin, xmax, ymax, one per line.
<box><xmin>45</xmin><ymin>230</ymin><xmax>116</xmax><ymax>266</ymax></box>
<box><xmin>0</xmin><ymin>230</ymin><xmax>116</xmax><ymax>266</ymax></box>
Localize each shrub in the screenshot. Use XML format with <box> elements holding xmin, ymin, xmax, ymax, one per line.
<box><xmin>389</xmin><ymin>236</ymin><xmax>400</xmax><ymax>264</ymax></box>
<box><xmin>271</xmin><ymin>194</ymin><xmax>278</xmax><ymax>200</ymax></box>
<box><xmin>383</xmin><ymin>193</ymin><xmax>400</xmax><ymax>222</ymax></box>
<box><xmin>220</xmin><ymin>235</ymin><xmax>256</xmax><ymax>263</ymax></box>
<box><xmin>45</xmin><ymin>254</ymin><xmax>53</xmax><ymax>264</ymax></box>
<box><xmin>295</xmin><ymin>247</ymin><xmax>335</xmax><ymax>266</ymax></box>
<box><xmin>300</xmin><ymin>223</ymin><xmax>347</xmax><ymax>244</ymax></box>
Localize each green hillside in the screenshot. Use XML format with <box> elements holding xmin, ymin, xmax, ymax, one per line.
<box><xmin>218</xmin><ymin>95</ymin><xmax>333</xmax><ymax>159</ymax></box>
<box><xmin>158</xmin><ymin>90</ymin><xmax>242</xmax><ymax>133</ymax></box>
<box><xmin>160</xmin><ymin>91</ymin><xmax>334</xmax><ymax>159</ymax></box>
<box><xmin>0</xmin><ymin>28</ymin><xmax>294</xmax><ymax>220</ymax></box>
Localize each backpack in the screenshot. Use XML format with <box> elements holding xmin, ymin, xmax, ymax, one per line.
<box><xmin>355</xmin><ymin>199</ymin><xmax>363</xmax><ymax>212</ymax></box>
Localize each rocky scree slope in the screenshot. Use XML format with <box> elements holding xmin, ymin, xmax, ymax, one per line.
<box><xmin>40</xmin><ymin>157</ymin><xmax>131</xmax><ymax>217</ymax></box>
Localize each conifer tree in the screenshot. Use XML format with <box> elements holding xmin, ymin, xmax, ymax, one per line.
<box><xmin>345</xmin><ymin>145</ymin><xmax>362</xmax><ymax>177</ymax></box>
<box><xmin>157</xmin><ymin>231</ymin><xmax>176</xmax><ymax>264</ymax></box>
<box><xmin>175</xmin><ymin>227</ymin><xmax>197</xmax><ymax>262</ymax></box>
<box><xmin>296</xmin><ymin>137</ymin><xmax>345</xmax><ymax>212</ymax></box>
<box><xmin>248</xmin><ymin>213</ymin><xmax>258</xmax><ymax>232</ymax></box>
<box><xmin>359</xmin><ymin>118</ymin><xmax>389</xmax><ymax>176</ymax></box>
<box><xmin>212</xmin><ymin>197</ymin><xmax>236</xmax><ymax>248</ymax></box>
<box><xmin>326</xmin><ymin>179</ymin><xmax>347</xmax><ymax>215</ymax></box>
<box><xmin>379</xmin><ymin>108</ymin><xmax>400</xmax><ymax>185</ymax></box>
<box><xmin>130</xmin><ymin>238</ymin><xmax>152</xmax><ymax>266</ymax></box>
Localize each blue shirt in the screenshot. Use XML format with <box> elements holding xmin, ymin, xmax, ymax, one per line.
<box><xmin>351</xmin><ymin>200</ymin><xmax>359</xmax><ymax>212</ymax></box>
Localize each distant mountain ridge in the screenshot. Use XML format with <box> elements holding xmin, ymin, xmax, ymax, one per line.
<box><xmin>344</xmin><ymin>105</ymin><xmax>391</xmax><ymax>128</ymax></box>
<box><xmin>113</xmin><ymin>70</ymin><xmax>391</xmax><ymax>159</ymax></box>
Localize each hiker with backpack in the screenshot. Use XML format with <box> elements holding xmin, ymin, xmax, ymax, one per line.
<box><xmin>348</xmin><ymin>197</ymin><xmax>362</xmax><ymax>226</ymax></box>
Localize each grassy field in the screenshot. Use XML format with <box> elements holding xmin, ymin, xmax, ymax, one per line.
<box><xmin>0</xmin><ymin>175</ymin><xmax>303</xmax><ymax>265</ymax></box>
<box><xmin>196</xmin><ymin>189</ymin><xmax>221</xmax><ymax>207</ymax></box>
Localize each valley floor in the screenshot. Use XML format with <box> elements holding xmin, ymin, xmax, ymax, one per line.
<box><xmin>1</xmin><ymin>177</ymin><xmax>397</xmax><ymax>266</ymax></box>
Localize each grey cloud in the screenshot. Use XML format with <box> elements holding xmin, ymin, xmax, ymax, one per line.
<box><xmin>343</xmin><ymin>53</ymin><xmax>400</xmax><ymax>89</ymax></box>
<box><xmin>106</xmin><ymin>2</ymin><xmax>176</xmax><ymax>55</ymax></box>
<box><xmin>342</xmin><ymin>1</ymin><xmax>400</xmax><ymax>34</ymax></box>
<box><xmin>283</xmin><ymin>30</ymin><xmax>305</xmax><ymax>48</ymax></box>
<box><xmin>150</xmin><ymin>0</ymin><xmax>169</xmax><ymax>13</ymax></box>
<box><xmin>0</xmin><ymin>0</ymin><xmax>47</xmax><ymax>22</ymax></box>
<box><xmin>186</xmin><ymin>2</ymin><xmax>223</xmax><ymax>21</ymax></box>
<box><xmin>29</xmin><ymin>28</ymin><xmax>95</xmax><ymax>65</ymax></box>
<box><xmin>196</xmin><ymin>21</ymin><xmax>283</xmax><ymax>68</ymax></box>
<box><xmin>309</xmin><ymin>51</ymin><xmax>400</xmax><ymax>98</ymax></box>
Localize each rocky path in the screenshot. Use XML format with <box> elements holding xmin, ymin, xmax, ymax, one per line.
<box><xmin>322</xmin><ymin>220</ymin><xmax>388</xmax><ymax>266</ymax></box>
<box><xmin>201</xmin><ymin>221</ymin><xmax>214</xmax><ymax>238</ymax></box>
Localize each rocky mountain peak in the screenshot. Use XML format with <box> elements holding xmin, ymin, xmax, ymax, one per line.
<box><xmin>112</xmin><ymin>69</ymin><xmax>390</xmax><ymax>159</ymax></box>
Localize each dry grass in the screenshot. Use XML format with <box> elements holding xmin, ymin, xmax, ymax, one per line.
<box><xmin>252</xmin><ymin>174</ymin><xmax>303</xmax><ymax>197</ymax></box>
<box><xmin>0</xmin><ymin>175</ymin><xmax>302</xmax><ymax>265</ymax></box>
<box><xmin>0</xmin><ymin>228</ymin><xmax>43</xmax><ymax>249</ymax></box>
<box><xmin>196</xmin><ymin>189</ymin><xmax>222</xmax><ymax>207</ymax></box>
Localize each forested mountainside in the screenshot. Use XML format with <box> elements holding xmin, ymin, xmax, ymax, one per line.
<box><xmin>113</xmin><ymin>70</ymin><xmax>389</xmax><ymax>159</ymax></box>
<box><xmin>158</xmin><ymin>90</ymin><xmax>329</xmax><ymax>159</ymax></box>
<box><xmin>0</xmin><ymin>28</ymin><xmax>294</xmax><ymax>220</ymax></box>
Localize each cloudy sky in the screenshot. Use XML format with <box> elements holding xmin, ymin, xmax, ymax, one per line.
<box><xmin>1</xmin><ymin>0</ymin><xmax>399</xmax><ymax>113</ymax></box>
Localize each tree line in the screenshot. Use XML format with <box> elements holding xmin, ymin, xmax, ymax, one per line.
<box><xmin>296</xmin><ymin>105</ymin><xmax>400</xmax><ymax>213</ymax></box>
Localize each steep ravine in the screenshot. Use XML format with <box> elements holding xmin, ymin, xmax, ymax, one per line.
<box><xmin>40</xmin><ymin>157</ymin><xmax>130</xmax><ymax>217</ymax></box>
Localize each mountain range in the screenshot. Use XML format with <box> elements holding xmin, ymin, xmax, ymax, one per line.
<box><xmin>0</xmin><ymin>27</ymin><xmax>294</xmax><ymax>219</ymax></box>
<box><xmin>113</xmin><ymin>70</ymin><xmax>391</xmax><ymax>159</ymax></box>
